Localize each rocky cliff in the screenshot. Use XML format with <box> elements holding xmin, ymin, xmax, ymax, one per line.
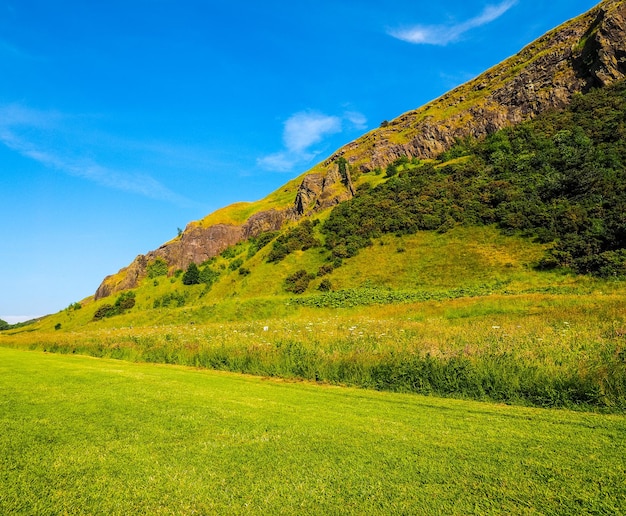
<box><xmin>95</xmin><ymin>0</ymin><xmax>626</xmax><ymax>300</ymax></box>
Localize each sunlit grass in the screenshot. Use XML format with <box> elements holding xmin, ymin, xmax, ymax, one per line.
<box><xmin>5</xmin><ymin>289</ymin><xmax>626</xmax><ymax>409</ymax></box>
<box><xmin>1</xmin><ymin>347</ymin><xmax>624</xmax><ymax>515</ymax></box>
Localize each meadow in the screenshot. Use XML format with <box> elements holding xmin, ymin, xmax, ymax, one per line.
<box><xmin>1</xmin><ymin>347</ymin><xmax>624</xmax><ymax>515</ymax></box>
<box><xmin>4</xmin><ymin>285</ymin><xmax>626</xmax><ymax>410</ymax></box>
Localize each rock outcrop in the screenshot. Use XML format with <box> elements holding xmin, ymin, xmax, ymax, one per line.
<box><xmin>95</xmin><ymin>209</ymin><xmax>296</xmax><ymax>299</ymax></box>
<box><xmin>294</xmin><ymin>164</ymin><xmax>353</xmax><ymax>216</ymax></box>
<box><xmin>95</xmin><ymin>0</ymin><xmax>626</xmax><ymax>299</ymax></box>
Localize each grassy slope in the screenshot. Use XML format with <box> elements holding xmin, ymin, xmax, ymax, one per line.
<box><xmin>1</xmin><ymin>347</ymin><xmax>624</xmax><ymax>515</ymax></box>
<box><xmin>5</xmin><ymin>225</ymin><xmax>625</xmax><ymax>409</ymax></box>
<box><xmin>24</xmin><ymin>225</ymin><xmax>603</xmax><ymax>331</ymax></box>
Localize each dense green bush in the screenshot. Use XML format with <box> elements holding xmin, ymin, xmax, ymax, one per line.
<box><xmin>92</xmin><ymin>304</ymin><xmax>117</xmax><ymax>321</ymax></box>
<box><xmin>247</xmin><ymin>231</ymin><xmax>279</xmax><ymax>259</ymax></box>
<box><xmin>115</xmin><ymin>291</ymin><xmax>136</xmax><ymax>310</ymax></box>
<box><xmin>284</xmin><ymin>269</ymin><xmax>315</xmax><ymax>294</ymax></box>
<box><xmin>318</xmin><ymin>279</ymin><xmax>333</xmax><ymax>292</ymax></box>
<box><xmin>66</xmin><ymin>302</ymin><xmax>82</xmax><ymax>311</ymax></box>
<box><xmin>229</xmin><ymin>258</ymin><xmax>244</xmax><ymax>271</ymax></box>
<box><xmin>93</xmin><ymin>291</ymin><xmax>136</xmax><ymax>320</ymax></box>
<box><xmin>199</xmin><ymin>265</ymin><xmax>220</xmax><ymax>286</ymax></box>
<box><xmin>317</xmin><ymin>263</ymin><xmax>334</xmax><ymax>277</ymax></box>
<box><xmin>182</xmin><ymin>263</ymin><xmax>200</xmax><ymax>285</ymax></box>
<box><xmin>220</xmin><ymin>244</ymin><xmax>244</xmax><ymax>259</ymax></box>
<box><xmin>146</xmin><ymin>257</ymin><xmax>168</xmax><ymax>278</ymax></box>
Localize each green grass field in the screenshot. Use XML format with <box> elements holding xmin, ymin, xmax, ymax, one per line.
<box><xmin>1</xmin><ymin>347</ymin><xmax>624</xmax><ymax>515</ymax></box>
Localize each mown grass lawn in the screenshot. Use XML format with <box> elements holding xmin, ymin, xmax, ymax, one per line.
<box><xmin>1</xmin><ymin>347</ymin><xmax>624</xmax><ymax>515</ymax></box>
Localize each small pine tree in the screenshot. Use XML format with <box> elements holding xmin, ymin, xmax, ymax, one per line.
<box><xmin>182</xmin><ymin>263</ymin><xmax>200</xmax><ymax>285</ymax></box>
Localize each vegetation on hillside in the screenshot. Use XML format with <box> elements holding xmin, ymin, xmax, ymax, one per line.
<box><xmin>92</xmin><ymin>291</ymin><xmax>136</xmax><ymax>321</ymax></box>
<box><xmin>321</xmin><ymin>80</ymin><xmax>626</xmax><ymax>277</ymax></box>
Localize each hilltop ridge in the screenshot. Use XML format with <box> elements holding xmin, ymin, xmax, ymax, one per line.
<box><xmin>95</xmin><ymin>0</ymin><xmax>626</xmax><ymax>300</ymax></box>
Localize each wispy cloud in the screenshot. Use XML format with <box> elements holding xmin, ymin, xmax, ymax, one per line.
<box><xmin>0</xmin><ymin>104</ymin><xmax>193</xmax><ymax>205</ymax></box>
<box><xmin>0</xmin><ymin>315</ymin><xmax>42</xmax><ymax>325</ymax></box>
<box><xmin>258</xmin><ymin>109</ymin><xmax>367</xmax><ymax>172</ymax></box>
<box><xmin>389</xmin><ymin>0</ymin><xmax>517</xmax><ymax>46</ymax></box>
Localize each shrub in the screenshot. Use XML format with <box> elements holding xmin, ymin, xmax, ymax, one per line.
<box><xmin>182</xmin><ymin>263</ymin><xmax>200</xmax><ymax>285</ymax></box>
<box><xmin>115</xmin><ymin>291</ymin><xmax>136</xmax><ymax>310</ymax></box>
<box><xmin>199</xmin><ymin>266</ymin><xmax>220</xmax><ymax>285</ymax></box>
<box><xmin>247</xmin><ymin>231</ymin><xmax>279</xmax><ymax>258</ymax></box>
<box><xmin>93</xmin><ymin>304</ymin><xmax>117</xmax><ymax>321</ymax></box>
<box><xmin>229</xmin><ymin>258</ymin><xmax>244</xmax><ymax>271</ymax></box>
<box><xmin>146</xmin><ymin>257</ymin><xmax>168</xmax><ymax>278</ymax></box>
<box><xmin>318</xmin><ymin>279</ymin><xmax>333</xmax><ymax>292</ymax></box>
<box><xmin>385</xmin><ymin>163</ymin><xmax>398</xmax><ymax>177</ymax></box>
<box><xmin>284</xmin><ymin>269</ymin><xmax>315</xmax><ymax>294</ymax></box>
<box><xmin>317</xmin><ymin>263</ymin><xmax>334</xmax><ymax>277</ymax></box>
<box><xmin>267</xmin><ymin>220</ymin><xmax>321</xmax><ymax>263</ymax></box>
<box><xmin>221</xmin><ymin>244</ymin><xmax>244</xmax><ymax>259</ymax></box>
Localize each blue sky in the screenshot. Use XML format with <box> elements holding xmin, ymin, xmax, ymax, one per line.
<box><xmin>0</xmin><ymin>0</ymin><xmax>600</xmax><ymax>321</ymax></box>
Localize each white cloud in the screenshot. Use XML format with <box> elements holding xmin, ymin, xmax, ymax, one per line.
<box><xmin>344</xmin><ymin>111</ymin><xmax>368</xmax><ymax>131</ymax></box>
<box><xmin>389</xmin><ymin>0</ymin><xmax>517</xmax><ymax>46</ymax></box>
<box><xmin>258</xmin><ymin>109</ymin><xmax>367</xmax><ymax>172</ymax></box>
<box><xmin>283</xmin><ymin>111</ymin><xmax>342</xmax><ymax>154</ymax></box>
<box><xmin>0</xmin><ymin>104</ymin><xmax>192</xmax><ymax>205</ymax></box>
<box><xmin>0</xmin><ymin>315</ymin><xmax>42</xmax><ymax>324</ymax></box>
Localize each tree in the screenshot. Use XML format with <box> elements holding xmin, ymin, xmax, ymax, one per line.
<box><xmin>182</xmin><ymin>263</ymin><xmax>200</xmax><ymax>285</ymax></box>
<box><xmin>0</xmin><ymin>319</ymin><xmax>8</xmax><ymax>331</ymax></box>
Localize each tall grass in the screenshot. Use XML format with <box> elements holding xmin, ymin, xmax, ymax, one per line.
<box><xmin>4</xmin><ymin>293</ymin><xmax>625</xmax><ymax>410</ymax></box>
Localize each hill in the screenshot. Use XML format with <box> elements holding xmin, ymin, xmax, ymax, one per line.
<box><xmin>2</xmin><ymin>0</ymin><xmax>626</xmax><ymax>410</ymax></box>
<box><xmin>94</xmin><ymin>0</ymin><xmax>626</xmax><ymax>298</ymax></box>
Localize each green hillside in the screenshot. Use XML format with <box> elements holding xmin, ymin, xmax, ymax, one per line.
<box><xmin>3</xmin><ymin>80</ymin><xmax>626</xmax><ymax>410</ymax></box>
<box><xmin>2</xmin><ymin>4</ymin><xmax>625</xmax><ymax>513</ymax></box>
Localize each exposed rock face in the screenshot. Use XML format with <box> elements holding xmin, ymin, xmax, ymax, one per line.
<box><xmin>95</xmin><ymin>0</ymin><xmax>626</xmax><ymax>299</ymax></box>
<box><xmin>242</xmin><ymin>209</ymin><xmax>294</xmax><ymax>239</ymax></box>
<box><xmin>294</xmin><ymin>165</ymin><xmax>353</xmax><ymax>216</ymax></box>
<box><xmin>583</xmin><ymin>1</ymin><xmax>626</xmax><ymax>86</ymax></box>
<box><xmin>95</xmin><ymin>209</ymin><xmax>296</xmax><ymax>299</ymax></box>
